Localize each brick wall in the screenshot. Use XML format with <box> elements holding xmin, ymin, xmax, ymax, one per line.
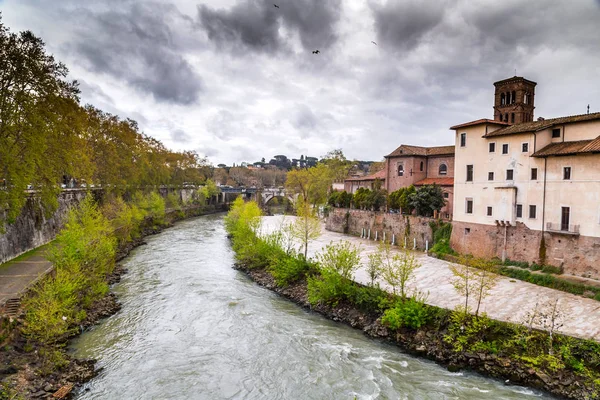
<box><xmin>426</xmin><ymin>156</ymin><xmax>455</xmax><ymax>179</ymax></box>
<box><xmin>326</xmin><ymin>208</ymin><xmax>435</xmax><ymax>250</ymax></box>
<box><xmin>385</xmin><ymin>156</ymin><xmax>428</xmax><ymax>193</ymax></box>
<box><xmin>451</xmin><ymin>221</ymin><xmax>600</xmax><ymax>279</ymax></box>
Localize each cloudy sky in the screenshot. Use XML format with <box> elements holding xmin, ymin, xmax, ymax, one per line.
<box><xmin>2</xmin><ymin>0</ymin><xmax>600</xmax><ymax>165</ymax></box>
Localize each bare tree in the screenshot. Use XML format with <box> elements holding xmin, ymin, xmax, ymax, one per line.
<box><xmin>379</xmin><ymin>242</ymin><xmax>421</xmax><ymax>299</ymax></box>
<box><xmin>449</xmin><ymin>257</ymin><xmax>479</xmax><ymax>312</ymax></box>
<box><xmin>289</xmin><ymin>197</ymin><xmax>321</xmax><ymax>259</ymax></box>
<box><xmin>471</xmin><ymin>259</ymin><xmax>499</xmax><ymax>316</ymax></box>
<box><xmin>366</xmin><ymin>251</ymin><xmax>382</xmax><ymax>287</ymax></box>
<box><xmin>538</xmin><ymin>297</ymin><xmax>565</xmax><ymax>355</ymax></box>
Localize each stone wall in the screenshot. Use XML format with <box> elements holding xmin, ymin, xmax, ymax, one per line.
<box><xmin>450</xmin><ymin>221</ymin><xmax>600</xmax><ymax>279</ymax></box>
<box><xmin>0</xmin><ymin>189</ymin><xmax>89</xmax><ymax>264</ymax></box>
<box><xmin>326</xmin><ymin>208</ymin><xmax>435</xmax><ymax>250</ymax></box>
<box><xmin>0</xmin><ymin>187</ymin><xmax>232</xmax><ymax>264</ymax></box>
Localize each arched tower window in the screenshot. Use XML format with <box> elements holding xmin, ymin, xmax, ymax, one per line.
<box><xmin>511</xmin><ymin>91</ymin><xmax>516</xmax><ymax>104</ymax></box>
<box><xmin>500</xmin><ymin>93</ymin><xmax>506</xmax><ymax>105</ymax></box>
<box><xmin>439</xmin><ymin>163</ymin><xmax>448</xmax><ymax>176</ymax></box>
<box><xmin>504</xmin><ymin>113</ymin><xmax>508</xmax><ymax>122</ymax></box>
<box><xmin>420</xmin><ymin>161</ymin><xmax>424</xmax><ymax>172</ymax></box>
<box><xmin>511</xmin><ymin>113</ymin><xmax>515</xmax><ymax>123</ymax></box>
<box><xmin>397</xmin><ymin>163</ymin><xmax>404</xmax><ymax>177</ymax></box>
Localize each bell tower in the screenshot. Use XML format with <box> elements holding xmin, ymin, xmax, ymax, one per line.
<box><xmin>493</xmin><ymin>76</ymin><xmax>537</xmax><ymax>125</ymax></box>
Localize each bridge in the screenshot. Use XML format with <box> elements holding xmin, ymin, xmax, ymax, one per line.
<box><xmin>259</xmin><ymin>188</ymin><xmax>296</xmax><ymax>206</ymax></box>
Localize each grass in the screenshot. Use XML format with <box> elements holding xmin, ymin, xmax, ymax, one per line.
<box><xmin>0</xmin><ymin>242</ymin><xmax>52</xmax><ymax>271</ymax></box>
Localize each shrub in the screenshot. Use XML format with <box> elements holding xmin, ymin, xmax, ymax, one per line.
<box><xmin>316</xmin><ymin>241</ymin><xmax>361</xmax><ymax>280</ymax></box>
<box><xmin>381</xmin><ymin>297</ymin><xmax>431</xmax><ymax>330</ymax></box>
<box><xmin>307</xmin><ymin>268</ymin><xmax>353</xmax><ymax>307</ymax></box>
<box><xmin>269</xmin><ymin>254</ymin><xmax>312</xmax><ymax>287</ymax></box>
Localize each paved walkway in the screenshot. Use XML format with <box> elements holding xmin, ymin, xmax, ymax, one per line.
<box><xmin>0</xmin><ymin>248</ymin><xmax>53</xmax><ymax>307</ymax></box>
<box><xmin>262</xmin><ymin>216</ymin><xmax>600</xmax><ymax>341</ymax></box>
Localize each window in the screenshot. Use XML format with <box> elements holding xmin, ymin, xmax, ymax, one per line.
<box><xmin>465</xmin><ymin>228</ymin><xmax>471</xmax><ymax>234</ymax></box>
<box><xmin>522</xmin><ymin>142</ymin><xmax>529</xmax><ymax>152</ymax></box>
<box><xmin>397</xmin><ymin>163</ymin><xmax>404</xmax><ymax>177</ymax></box>
<box><xmin>529</xmin><ymin>205</ymin><xmax>537</xmax><ymax>219</ymax></box>
<box><xmin>487</xmin><ymin>206</ymin><xmax>493</xmax><ymax>216</ymax></box>
<box><xmin>460</xmin><ymin>133</ymin><xmax>466</xmax><ymax>147</ymax></box>
<box><xmin>502</xmin><ymin>144</ymin><xmax>509</xmax><ymax>154</ymax></box>
<box><xmin>439</xmin><ymin>163</ymin><xmax>448</xmax><ymax>175</ymax></box>
<box><xmin>443</xmin><ymin>192</ymin><xmax>449</xmax><ymax>199</ymax></box>
<box><xmin>511</xmin><ymin>91</ymin><xmax>516</xmax><ymax>104</ymax></box>
<box><xmin>489</xmin><ymin>142</ymin><xmax>496</xmax><ymax>153</ymax></box>
<box><xmin>466</xmin><ymin>199</ymin><xmax>473</xmax><ymax>214</ymax></box>
<box><xmin>420</xmin><ymin>161</ymin><xmax>424</xmax><ymax>172</ymax></box>
<box><xmin>511</xmin><ymin>113</ymin><xmax>515</xmax><ymax>123</ymax></box>
<box><xmin>506</xmin><ymin>169</ymin><xmax>514</xmax><ymax>180</ymax></box>
<box><xmin>466</xmin><ymin>165</ymin><xmax>473</xmax><ymax>182</ymax></box>
<box><xmin>516</xmin><ymin>204</ymin><xmax>523</xmax><ymax>218</ymax></box>
<box><xmin>504</xmin><ymin>113</ymin><xmax>508</xmax><ymax>122</ymax></box>
<box><xmin>488</xmin><ymin>172</ymin><xmax>494</xmax><ymax>181</ymax></box>
<box><xmin>563</xmin><ymin>167</ymin><xmax>571</xmax><ymax>180</ymax></box>
<box><xmin>531</xmin><ymin>168</ymin><xmax>538</xmax><ymax>180</ymax></box>
<box><xmin>552</xmin><ymin>128</ymin><xmax>561</xmax><ymax>138</ymax></box>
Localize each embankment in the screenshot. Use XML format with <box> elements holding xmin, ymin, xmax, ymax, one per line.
<box><xmin>234</xmin><ymin>262</ymin><xmax>595</xmax><ymax>400</ymax></box>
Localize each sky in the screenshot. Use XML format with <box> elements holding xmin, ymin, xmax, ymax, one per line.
<box><xmin>2</xmin><ymin>0</ymin><xmax>600</xmax><ymax>165</ymax></box>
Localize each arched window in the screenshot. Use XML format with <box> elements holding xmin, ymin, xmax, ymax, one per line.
<box><xmin>511</xmin><ymin>113</ymin><xmax>515</xmax><ymax>123</ymax></box>
<box><xmin>500</xmin><ymin>93</ymin><xmax>506</xmax><ymax>105</ymax></box>
<box><xmin>511</xmin><ymin>91</ymin><xmax>516</xmax><ymax>104</ymax></box>
<box><xmin>397</xmin><ymin>163</ymin><xmax>404</xmax><ymax>177</ymax></box>
<box><xmin>439</xmin><ymin>163</ymin><xmax>448</xmax><ymax>175</ymax></box>
<box><xmin>507</xmin><ymin>92</ymin><xmax>511</xmax><ymax>104</ymax></box>
<box><xmin>504</xmin><ymin>113</ymin><xmax>508</xmax><ymax>122</ymax></box>
<box><xmin>420</xmin><ymin>161</ymin><xmax>424</xmax><ymax>171</ymax></box>
<box><xmin>524</xmin><ymin>92</ymin><xmax>528</xmax><ymax>104</ymax></box>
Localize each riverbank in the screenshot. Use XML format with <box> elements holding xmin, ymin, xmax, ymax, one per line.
<box><xmin>225</xmin><ymin>200</ymin><xmax>600</xmax><ymax>400</ymax></box>
<box><xmin>0</xmin><ymin>204</ymin><xmax>227</xmax><ymax>399</ymax></box>
<box><xmin>234</xmin><ymin>262</ymin><xmax>596</xmax><ymax>400</ymax></box>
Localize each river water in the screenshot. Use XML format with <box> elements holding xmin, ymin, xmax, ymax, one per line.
<box><xmin>71</xmin><ymin>214</ymin><xmax>549</xmax><ymax>399</ymax></box>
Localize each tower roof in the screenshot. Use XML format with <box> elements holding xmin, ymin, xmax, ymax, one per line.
<box><xmin>493</xmin><ymin>76</ymin><xmax>537</xmax><ymax>87</ymax></box>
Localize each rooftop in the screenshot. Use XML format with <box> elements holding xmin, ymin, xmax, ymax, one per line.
<box><xmin>483</xmin><ymin>112</ymin><xmax>600</xmax><ymax>138</ymax></box>
<box><xmin>386</xmin><ymin>144</ymin><xmax>455</xmax><ymax>158</ymax></box>
<box><xmin>493</xmin><ymin>76</ymin><xmax>537</xmax><ymax>87</ymax></box>
<box><xmin>532</xmin><ymin>136</ymin><xmax>600</xmax><ymax>157</ymax></box>
<box><xmin>344</xmin><ymin>169</ymin><xmax>386</xmax><ymax>182</ymax></box>
<box><xmin>414</xmin><ymin>177</ymin><xmax>454</xmax><ymax>186</ymax></box>
<box><xmin>450</xmin><ymin>119</ymin><xmax>510</xmax><ymax>130</ymax></box>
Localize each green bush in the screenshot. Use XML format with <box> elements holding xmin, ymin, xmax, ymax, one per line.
<box><xmin>307</xmin><ymin>268</ymin><xmax>353</xmax><ymax>307</ymax></box>
<box><xmin>269</xmin><ymin>254</ymin><xmax>312</xmax><ymax>287</ymax></box>
<box><xmin>498</xmin><ymin>267</ymin><xmax>600</xmax><ymax>299</ymax></box>
<box><xmin>381</xmin><ymin>298</ymin><xmax>431</xmax><ymax>330</ymax></box>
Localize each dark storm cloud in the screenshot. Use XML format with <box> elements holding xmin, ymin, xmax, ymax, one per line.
<box><xmin>69</xmin><ymin>2</ymin><xmax>203</xmax><ymax>105</ymax></box>
<box><xmin>197</xmin><ymin>0</ymin><xmax>341</xmax><ymax>54</ymax></box>
<box><xmin>371</xmin><ymin>1</ymin><xmax>446</xmax><ymax>51</ymax></box>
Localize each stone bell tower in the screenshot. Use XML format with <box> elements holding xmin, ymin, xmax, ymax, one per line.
<box><xmin>493</xmin><ymin>76</ymin><xmax>537</xmax><ymax>125</ymax></box>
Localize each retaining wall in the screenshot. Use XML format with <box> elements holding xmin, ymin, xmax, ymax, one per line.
<box><xmin>325</xmin><ymin>208</ymin><xmax>436</xmax><ymax>250</ymax></box>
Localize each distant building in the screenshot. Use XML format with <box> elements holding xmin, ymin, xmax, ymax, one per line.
<box><xmin>384</xmin><ymin>144</ymin><xmax>455</xmax><ymax>218</ymax></box>
<box><xmin>451</xmin><ymin>75</ymin><xmax>600</xmax><ymax>278</ymax></box>
<box><xmin>344</xmin><ymin>169</ymin><xmax>386</xmax><ymax>193</ymax></box>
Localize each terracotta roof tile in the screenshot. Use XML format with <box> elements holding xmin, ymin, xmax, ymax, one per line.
<box><xmin>345</xmin><ymin>169</ymin><xmax>386</xmax><ymax>181</ymax></box>
<box><xmin>532</xmin><ymin>136</ymin><xmax>600</xmax><ymax>157</ymax></box>
<box><xmin>386</xmin><ymin>144</ymin><xmax>455</xmax><ymax>158</ymax></box>
<box><xmin>483</xmin><ymin>112</ymin><xmax>600</xmax><ymax>138</ymax></box>
<box><xmin>449</xmin><ymin>119</ymin><xmax>510</xmax><ymax>130</ymax></box>
<box><xmin>414</xmin><ymin>177</ymin><xmax>454</xmax><ymax>186</ymax></box>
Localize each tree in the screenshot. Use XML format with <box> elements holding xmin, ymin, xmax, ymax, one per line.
<box><xmin>201</xmin><ymin>179</ymin><xmax>221</xmax><ymax>203</ymax></box>
<box><xmin>321</xmin><ymin>149</ymin><xmax>352</xmax><ymax>182</ymax></box>
<box><xmin>449</xmin><ymin>257</ymin><xmax>479</xmax><ymax>312</ymax></box>
<box><xmin>289</xmin><ymin>197</ymin><xmax>321</xmax><ymax>258</ymax></box>
<box><xmin>471</xmin><ymin>259</ymin><xmax>499</xmax><ymax>316</ymax></box>
<box><xmin>407</xmin><ymin>184</ymin><xmax>446</xmax><ymax>217</ymax></box>
<box><xmin>316</xmin><ymin>241</ymin><xmax>361</xmax><ymax>280</ymax></box>
<box><xmin>0</xmin><ymin>18</ymin><xmax>81</xmax><ymax>225</ymax></box>
<box><xmin>366</xmin><ymin>252</ymin><xmax>383</xmax><ymax>286</ymax></box>
<box><xmin>379</xmin><ymin>243</ymin><xmax>421</xmax><ymax>299</ymax></box>
<box><xmin>400</xmin><ymin>185</ymin><xmax>416</xmax><ymax>214</ymax></box>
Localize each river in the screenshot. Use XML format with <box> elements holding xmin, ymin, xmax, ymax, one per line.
<box><xmin>71</xmin><ymin>214</ymin><xmax>550</xmax><ymax>399</ymax></box>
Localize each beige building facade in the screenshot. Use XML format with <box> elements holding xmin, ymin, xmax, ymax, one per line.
<box><xmin>450</xmin><ymin>76</ymin><xmax>600</xmax><ymax>277</ymax></box>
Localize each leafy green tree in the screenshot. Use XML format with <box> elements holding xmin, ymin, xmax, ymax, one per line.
<box><xmin>379</xmin><ymin>242</ymin><xmax>421</xmax><ymax>299</ymax></box>
<box><xmin>0</xmin><ymin>18</ymin><xmax>80</xmax><ymax>225</ymax></box>
<box><xmin>408</xmin><ymin>184</ymin><xmax>445</xmax><ymax>217</ymax></box>
<box><xmin>400</xmin><ymin>185</ymin><xmax>416</xmax><ymax>214</ymax></box>
<box><xmin>316</xmin><ymin>241</ymin><xmax>361</xmax><ymax>280</ymax></box>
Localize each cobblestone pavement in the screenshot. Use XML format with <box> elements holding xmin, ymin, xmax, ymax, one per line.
<box><xmin>262</xmin><ymin>216</ymin><xmax>600</xmax><ymax>341</ymax></box>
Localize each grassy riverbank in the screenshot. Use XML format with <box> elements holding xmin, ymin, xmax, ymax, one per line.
<box><xmin>0</xmin><ymin>192</ymin><xmax>224</xmax><ymax>399</ymax></box>
<box><xmin>226</xmin><ymin>199</ymin><xmax>600</xmax><ymax>400</ymax></box>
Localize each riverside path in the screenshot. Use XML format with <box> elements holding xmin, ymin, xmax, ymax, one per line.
<box><xmin>261</xmin><ymin>216</ymin><xmax>600</xmax><ymax>342</ymax></box>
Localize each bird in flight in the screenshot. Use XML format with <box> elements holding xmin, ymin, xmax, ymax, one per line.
<box><xmin>371</xmin><ymin>41</ymin><xmax>377</xmax><ymax>46</ymax></box>
<box><xmin>312</xmin><ymin>50</ymin><xmax>320</xmax><ymax>54</ymax></box>
<box><xmin>273</xmin><ymin>4</ymin><xmax>279</xmax><ymax>8</ymax></box>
